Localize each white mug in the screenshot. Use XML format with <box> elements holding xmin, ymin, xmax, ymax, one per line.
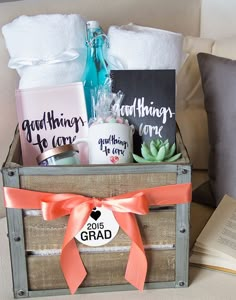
<box><xmin>75</xmin><ymin>123</ymin><xmax>133</xmax><ymax>164</ymax></box>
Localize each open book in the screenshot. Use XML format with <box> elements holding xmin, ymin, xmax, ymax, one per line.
<box><xmin>190</xmin><ymin>194</ymin><xmax>236</xmax><ymax>274</ymax></box>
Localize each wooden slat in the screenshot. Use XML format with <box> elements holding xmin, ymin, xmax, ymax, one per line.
<box><xmin>24</xmin><ymin>210</ymin><xmax>176</xmax><ymax>251</ymax></box>
<box><xmin>20</xmin><ymin>172</ymin><xmax>177</xmax><ymax>196</ymax></box>
<box><xmin>27</xmin><ymin>249</ymin><xmax>176</xmax><ymax>290</ymax></box>
<box><xmin>3</xmin><ymin>127</ymin><xmax>22</xmax><ymax>168</ymax></box>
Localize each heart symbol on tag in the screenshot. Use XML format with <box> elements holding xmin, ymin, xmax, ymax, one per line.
<box><xmin>90</xmin><ymin>209</ymin><xmax>101</xmax><ymax>221</ymax></box>
<box><xmin>110</xmin><ymin>156</ymin><xmax>119</xmax><ymax>164</ymax></box>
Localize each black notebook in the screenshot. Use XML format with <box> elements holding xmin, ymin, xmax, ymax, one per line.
<box><xmin>110</xmin><ymin>70</ymin><xmax>176</xmax><ymax>155</ymax></box>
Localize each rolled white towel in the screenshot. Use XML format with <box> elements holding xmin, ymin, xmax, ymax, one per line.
<box><xmin>2</xmin><ymin>14</ymin><xmax>87</xmax><ymax>88</ymax></box>
<box><xmin>107</xmin><ymin>24</ymin><xmax>184</xmax><ymax>72</ymax></box>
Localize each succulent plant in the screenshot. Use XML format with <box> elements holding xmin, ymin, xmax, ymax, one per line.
<box><xmin>133</xmin><ymin>139</ymin><xmax>182</xmax><ymax>163</ymax></box>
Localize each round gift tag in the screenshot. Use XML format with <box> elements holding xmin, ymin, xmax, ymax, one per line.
<box><xmin>75</xmin><ymin>206</ymin><xmax>119</xmax><ymax>247</ymax></box>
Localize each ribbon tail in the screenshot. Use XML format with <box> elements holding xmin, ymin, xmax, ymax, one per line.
<box><xmin>125</xmin><ymin>242</ymin><xmax>147</xmax><ymax>291</ymax></box>
<box><xmin>60</xmin><ymin>203</ymin><xmax>94</xmax><ymax>294</ymax></box>
<box><xmin>114</xmin><ymin>212</ymin><xmax>147</xmax><ymax>291</ymax></box>
<box><xmin>60</xmin><ymin>239</ymin><xmax>87</xmax><ymax>294</ymax></box>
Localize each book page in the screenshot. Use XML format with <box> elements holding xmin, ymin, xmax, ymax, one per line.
<box><xmin>195</xmin><ymin>195</ymin><xmax>236</xmax><ymax>260</ymax></box>
<box><xmin>190</xmin><ymin>251</ymin><xmax>236</xmax><ymax>272</ymax></box>
<box><xmin>194</xmin><ymin>241</ymin><xmax>229</xmax><ymax>258</ymax></box>
<box><xmin>193</xmin><ymin>245</ymin><xmax>224</xmax><ymax>256</ymax></box>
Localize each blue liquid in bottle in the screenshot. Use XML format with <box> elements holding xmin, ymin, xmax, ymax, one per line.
<box><xmin>82</xmin><ymin>21</ymin><xmax>109</xmax><ymax>120</ymax></box>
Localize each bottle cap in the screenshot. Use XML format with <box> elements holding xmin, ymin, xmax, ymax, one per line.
<box><xmin>36</xmin><ymin>144</ymin><xmax>78</xmax><ymax>164</ymax></box>
<box><xmin>87</xmin><ymin>20</ymin><xmax>100</xmax><ymax>29</ymax></box>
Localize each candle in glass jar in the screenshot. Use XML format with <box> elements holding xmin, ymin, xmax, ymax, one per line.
<box><xmin>36</xmin><ymin>144</ymin><xmax>80</xmax><ymax>166</ymax></box>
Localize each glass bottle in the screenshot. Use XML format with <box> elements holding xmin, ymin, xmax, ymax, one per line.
<box><xmin>82</xmin><ymin>20</ymin><xmax>109</xmax><ymax>120</ymax></box>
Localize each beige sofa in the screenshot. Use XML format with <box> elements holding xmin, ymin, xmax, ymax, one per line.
<box><xmin>1</xmin><ymin>1</ymin><xmax>236</xmax><ymax>298</ymax></box>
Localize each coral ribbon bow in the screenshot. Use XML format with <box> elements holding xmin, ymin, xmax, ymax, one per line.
<box><xmin>4</xmin><ymin>187</ymin><xmax>150</xmax><ymax>294</ymax></box>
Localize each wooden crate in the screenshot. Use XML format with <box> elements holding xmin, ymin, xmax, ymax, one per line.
<box><xmin>2</xmin><ymin>128</ymin><xmax>191</xmax><ymax>298</ymax></box>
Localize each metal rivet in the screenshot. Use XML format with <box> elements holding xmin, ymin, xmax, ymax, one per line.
<box><xmin>182</xmin><ymin>169</ymin><xmax>188</xmax><ymax>174</ymax></box>
<box><xmin>8</xmin><ymin>170</ymin><xmax>15</xmax><ymax>176</ymax></box>
<box><xmin>16</xmin><ymin>290</ymin><xmax>25</xmax><ymax>297</ymax></box>
<box><xmin>179</xmin><ymin>227</ymin><xmax>186</xmax><ymax>233</ymax></box>
<box><xmin>14</xmin><ymin>236</ymin><xmax>21</xmax><ymax>242</ymax></box>
<box><xmin>179</xmin><ymin>281</ymin><xmax>185</xmax><ymax>287</ymax></box>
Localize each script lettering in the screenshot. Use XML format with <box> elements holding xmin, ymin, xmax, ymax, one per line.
<box><xmin>21</xmin><ymin>110</ymin><xmax>86</xmax><ymax>152</ymax></box>
<box><xmin>113</xmin><ymin>97</ymin><xmax>175</xmax><ymax>138</ymax></box>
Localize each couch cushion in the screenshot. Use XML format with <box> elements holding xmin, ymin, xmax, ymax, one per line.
<box><xmin>177</xmin><ymin>36</ymin><xmax>236</xmax><ymax>171</ymax></box>
<box><xmin>177</xmin><ymin>106</ymin><xmax>209</xmax><ymax>170</ymax></box>
<box><xmin>176</xmin><ymin>36</ymin><xmax>214</xmax><ymax>170</ymax></box>
<box><xmin>197</xmin><ymin>53</ymin><xmax>236</xmax><ymax>206</ymax></box>
<box><xmin>213</xmin><ymin>37</ymin><xmax>236</xmax><ymax>59</ymax></box>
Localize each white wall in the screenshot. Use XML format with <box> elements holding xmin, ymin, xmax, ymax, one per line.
<box><xmin>201</xmin><ymin>0</ymin><xmax>236</xmax><ymax>39</ymax></box>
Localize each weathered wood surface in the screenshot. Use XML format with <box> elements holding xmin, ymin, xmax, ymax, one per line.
<box><xmin>24</xmin><ymin>210</ymin><xmax>176</xmax><ymax>251</ymax></box>
<box><xmin>27</xmin><ymin>249</ymin><xmax>176</xmax><ymax>290</ymax></box>
<box><xmin>20</xmin><ymin>172</ymin><xmax>177</xmax><ymax>196</ymax></box>
<box><xmin>24</xmin><ymin>210</ymin><xmax>176</xmax><ymax>290</ymax></box>
<box><xmin>3</xmin><ymin>127</ymin><xmax>22</xmax><ymax>168</ymax></box>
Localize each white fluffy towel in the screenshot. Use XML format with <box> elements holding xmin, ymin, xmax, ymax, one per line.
<box><xmin>107</xmin><ymin>24</ymin><xmax>184</xmax><ymax>72</ymax></box>
<box><xmin>2</xmin><ymin>14</ymin><xmax>87</xmax><ymax>89</ymax></box>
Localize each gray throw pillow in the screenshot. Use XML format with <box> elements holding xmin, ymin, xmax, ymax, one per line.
<box><xmin>197</xmin><ymin>53</ymin><xmax>236</xmax><ymax>207</ymax></box>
